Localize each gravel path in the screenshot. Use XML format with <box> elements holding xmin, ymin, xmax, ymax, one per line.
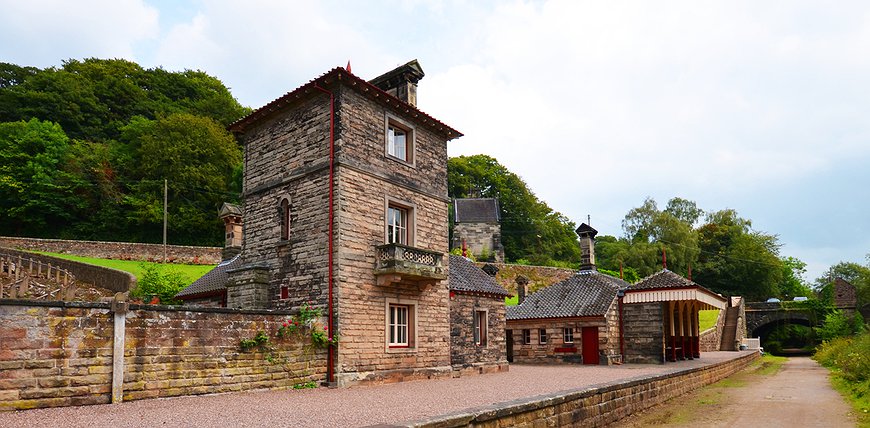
<box><xmin>0</xmin><ymin>352</ymin><xmax>751</xmax><ymax>428</ymax></box>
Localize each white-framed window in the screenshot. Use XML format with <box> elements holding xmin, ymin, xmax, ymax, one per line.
<box><xmin>385</xmin><ymin>116</ymin><xmax>414</xmax><ymax>164</ymax></box>
<box><xmin>385</xmin><ymin>299</ymin><xmax>416</xmax><ymax>351</ymax></box>
<box><xmin>539</xmin><ymin>329</ymin><xmax>548</xmax><ymax>344</ymax></box>
<box><xmin>389</xmin><ymin>304</ymin><xmax>410</xmax><ymax>347</ymax></box>
<box><xmin>473</xmin><ymin>310</ymin><xmax>488</xmax><ymax>346</ymax></box>
<box><xmin>522</xmin><ymin>329</ymin><xmax>531</xmax><ymax>345</ymax></box>
<box><xmin>563</xmin><ymin>327</ymin><xmax>574</xmax><ymax>344</ymax></box>
<box><xmin>387</xmin><ymin>205</ymin><xmax>408</xmax><ymax>244</ymax></box>
<box><xmin>279</xmin><ymin>198</ymin><xmax>290</xmax><ymax>241</ymax></box>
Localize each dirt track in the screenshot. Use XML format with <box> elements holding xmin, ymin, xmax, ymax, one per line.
<box><xmin>621</xmin><ymin>356</ymin><xmax>857</xmax><ymax>427</ymax></box>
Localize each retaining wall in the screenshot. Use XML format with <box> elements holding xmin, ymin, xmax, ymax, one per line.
<box><xmin>0</xmin><ymin>237</ymin><xmax>221</xmax><ymax>265</ymax></box>
<box><xmin>0</xmin><ymin>248</ymin><xmax>135</xmax><ymax>293</ymax></box>
<box><xmin>0</xmin><ymin>300</ymin><xmax>326</xmax><ymax>411</ymax></box>
<box><xmin>400</xmin><ymin>351</ymin><xmax>759</xmax><ymax>427</ymax></box>
<box><xmin>699</xmin><ymin>309</ymin><xmax>725</xmax><ymax>352</ymax></box>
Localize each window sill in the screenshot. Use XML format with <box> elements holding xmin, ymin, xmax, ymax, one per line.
<box><xmin>385</xmin><ymin>154</ymin><xmax>416</xmax><ymax>168</ymax></box>
<box><xmin>386</xmin><ymin>345</ymin><xmax>416</xmax><ymax>353</ymax></box>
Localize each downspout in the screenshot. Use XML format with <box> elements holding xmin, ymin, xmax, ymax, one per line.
<box><xmin>617</xmin><ymin>290</ymin><xmax>625</xmax><ymax>361</ymax></box>
<box><xmin>313</xmin><ymin>82</ymin><xmax>336</xmax><ymax>385</ymax></box>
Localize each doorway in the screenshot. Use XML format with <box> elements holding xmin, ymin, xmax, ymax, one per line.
<box><xmin>581</xmin><ymin>327</ymin><xmax>599</xmax><ymax>365</ymax></box>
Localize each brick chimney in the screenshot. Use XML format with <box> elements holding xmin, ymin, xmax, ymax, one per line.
<box><xmin>515</xmin><ymin>275</ymin><xmax>529</xmax><ymax>304</ymax></box>
<box><xmin>576</xmin><ymin>223</ymin><xmax>598</xmax><ymax>271</ymax></box>
<box><xmin>368</xmin><ymin>60</ymin><xmax>425</xmax><ymax>107</ymax></box>
<box><xmin>219</xmin><ymin>202</ymin><xmax>243</xmax><ymax>261</ymax></box>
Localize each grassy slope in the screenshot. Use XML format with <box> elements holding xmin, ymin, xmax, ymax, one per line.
<box><xmin>36</xmin><ymin>251</ymin><xmax>215</xmax><ymax>283</ymax></box>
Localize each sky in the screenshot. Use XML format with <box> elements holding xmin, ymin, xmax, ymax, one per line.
<box><xmin>2</xmin><ymin>0</ymin><xmax>869</xmax><ymax>282</ymax></box>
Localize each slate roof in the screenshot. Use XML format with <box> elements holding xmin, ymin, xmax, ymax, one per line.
<box><xmin>506</xmin><ymin>270</ymin><xmax>629</xmax><ymax>320</ymax></box>
<box><xmin>228</xmin><ymin>66</ymin><xmax>461</xmax><ymax>139</ymax></box>
<box><xmin>448</xmin><ymin>255</ymin><xmax>510</xmax><ymax>297</ymax></box>
<box><xmin>175</xmin><ymin>254</ymin><xmax>241</xmax><ymax>299</ymax></box>
<box><xmin>628</xmin><ymin>269</ymin><xmax>721</xmax><ymax>296</ymax></box>
<box><xmin>454</xmin><ymin>198</ymin><xmax>500</xmax><ymax>223</ymax></box>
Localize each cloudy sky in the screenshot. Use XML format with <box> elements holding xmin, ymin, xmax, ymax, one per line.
<box><xmin>2</xmin><ymin>0</ymin><xmax>868</xmax><ymax>281</ymax></box>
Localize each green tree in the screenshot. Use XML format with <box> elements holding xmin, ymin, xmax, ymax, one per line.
<box><xmin>447</xmin><ymin>154</ymin><xmax>580</xmax><ymax>265</ymax></box>
<box><xmin>778</xmin><ymin>257</ymin><xmax>814</xmax><ymax>300</ymax></box>
<box><xmin>0</xmin><ymin>119</ymin><xmax>83</xmax><ymax>236</ymax></box>
<box><xmin>815</xmin><ymin>261</ymin><xmax>870</xmax><ymax>309</ymax></box>
<box><xmin>619</xmin><ymin>197</ymin><xmax>700</xmax><ymax>278</ymax></box>
<box><xmin>118</xmin><ymin>113</ymin><xmax>242</xmax><ymax>245</ymax></box>
<box><xmin>694</xmin><ymin>209</ymin><xmax>783</xmax><ymax>300</ymax></box>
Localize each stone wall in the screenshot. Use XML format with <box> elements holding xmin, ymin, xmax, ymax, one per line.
<box><xmin>449</xmin><ymin>292</ymin><xmax>508</xmax><ymax>373</ymax></box>
<box><xmin>0</xmin><ymin>248</ymin><xmax>135</xmax><ymax>293</ymax></box>
<box><xmin>506</xmin><ymin>305</ymin><xmax>619</xmax><ymax>365</ymax></box>
<box><xmin>0</xmin><ymin>300</ymin><xmax>326</xmax><ymax>411</ymax></box>
<box><xmin>452</xmin><ymin>222</ymin><xmax>504</xmax><ymax>262</ymax></box>
<box><xmin>478</xmin><ymin>263</ymin><xmax>576</xmax><ymax>297</ymax></box>
<box><xmin>0</xmin><ymin>237</ymin><xmax>220</xmax><ymax>265</ymax></box>
<box><xmin>700</xmin><ymin>309</ymin><xmax>725</xmax><ymax>352</ymax></box>
<box><xmin>400</xmin><ymin>351</ymin><xmax>760</xmax><ymax>427</ymax></box>
<box><xmin>623</xmin><ymin>302</ymin><xmax>665</xmax><ymax>364</ymax></box>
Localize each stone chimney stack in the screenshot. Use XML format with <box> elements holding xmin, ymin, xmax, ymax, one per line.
<box><xmin>219</xmin><ymin>203</ymin><xmax>243</xmax><ymax>261</ymax></box>
<box><xmin>368</xmin><ymin>60</ymin><xmax>425</xmax><ymax>107</ymax></box>
<box><xmin>515</xmin><ymin>275</ymin><xmax>529</xmax><ymax>304</ymax></box>
<box><xmin>575</xmin><ymin>223</ymin><xmax>598</xmax><ymax>271</ymax></box>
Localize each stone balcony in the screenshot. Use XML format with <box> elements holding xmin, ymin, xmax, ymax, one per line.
<box><xmin>374</xmin><ymin>243</ymin><xmax>446</xmax><ymax>287</ymax></box>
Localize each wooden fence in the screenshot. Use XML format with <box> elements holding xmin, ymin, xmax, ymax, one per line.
<box><xmin>0</xmin><ymin>252</ymin><xmax>77</xmax><ymax>300</ymax></box>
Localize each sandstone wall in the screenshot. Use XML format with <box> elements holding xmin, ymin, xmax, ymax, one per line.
<box><xmin>449</xmin><ymin>292</ymin><xmax>508</xmax><ymax>370</ymax></box>
<box><xmin>452</xmin><ymin>222</ymin><xmax>503</xmax><ymax>262</ymax></box>
<box><xmin>0</xmin><ymin>301</ymin><xmax>326</xmax><ymax>411</ymax></box>
<box><xmin>700</xmin><ymin>309</ymin><xmax>725</xmax><ymax>352</ymax></box>
<box><xmin>623</xmin><ymin>302</ymin><xmax>665</xmax><ymax>364</ymax></box>
<box><xmin>507</xmin><ymin>319</ymin><xmax>606</xmax><ymax>364</ymax></box>
<box><xmin>0</xmin><ymin>237</ymin><xmax>220</xmax><ymax>265</ymax></box>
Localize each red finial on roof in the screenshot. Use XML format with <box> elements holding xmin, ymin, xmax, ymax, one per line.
<box><xmin>462</xmin><ymin>239</ymin><xmax>467</xmax><ymax>258</ymax></box>
<box><xmin>346</xmin><ymin>61</ymin><xmax>352</xmax><ymax>73</ymax></box>
<box><xmin>662</xmin><ymin>246</ymin><xmax>667</xmax><ymax>270</ymax></box>
<box><xmin>688</xmin><ymin>262</ymin><xmax>692</xmax><ymax>281</ymax></box>
<box><xmin>619</xmin><ymin>261</ymin><xmax>624</xmax><ymax>280</ymax></box>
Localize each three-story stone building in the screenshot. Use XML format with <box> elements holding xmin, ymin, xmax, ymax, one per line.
<box><xmin>215</xmin><ymin>61</ymin><xmax>469</xmax><ymax>386</ymax></box>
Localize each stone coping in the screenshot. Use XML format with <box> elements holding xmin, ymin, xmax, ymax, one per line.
<box><xmin>0</xmin><ymin>299</ymin><xmax>293</xmax><ymax>316</ymax></box>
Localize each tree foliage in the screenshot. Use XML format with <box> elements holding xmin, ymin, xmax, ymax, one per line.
<box><xmin>0</xmin><ymin>58</ymin><xmax>249</xmax><ymax>245</ymax></box>
<box><xmin>447</xmin><ymin>154</ymin><xmax>580</xmax><ymax>265</ymax></box>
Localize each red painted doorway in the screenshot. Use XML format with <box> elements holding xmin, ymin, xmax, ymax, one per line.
<box><xmin>581</xmin><ymin>327</ymin><xmax>599</xmax><ymax>365</ymax></box>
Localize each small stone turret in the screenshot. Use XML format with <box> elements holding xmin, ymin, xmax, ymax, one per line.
<box><xmin>368</xmin><ymin>60</ymin><xmax>425</xmax><ymax>107</ymax></box>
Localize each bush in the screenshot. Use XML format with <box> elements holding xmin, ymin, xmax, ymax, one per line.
<box><xmin>131</xmin><ymin>263</ymin><xmax>188</xmax><ymax>305</ymax></box>
<box><xmin>815</xmin><ymin>310</ymin><xmax>865</xmax><ymax>342</ymax></box>
<box><xmin>815</xmin><ymin>333</ymin><xmax>870</xmax><ymax>383</ymax></box>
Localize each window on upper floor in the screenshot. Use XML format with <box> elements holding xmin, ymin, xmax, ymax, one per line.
<box><xmin>385</xmin><ymin>116</ymin><xmax>414</xmax><ymax>164</ymax></box>
<box><xmin>387</xmin><ymin>203</ymin><xmax>412</xmax><ymax>245</ymax></box>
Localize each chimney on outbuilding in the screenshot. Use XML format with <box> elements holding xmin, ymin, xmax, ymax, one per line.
<box><xmin>515</xmin><ymin>275</ymin><xmax>529</xmax><ymax>304</ymax></box>
<box><xmin>368</xmin><ymin>59</ymin><xmax>425</xmax><ymax>107</ymax></box>
<box><xmin>218</xmin><ymin>203</ymin><xmax>243</xmax><ymax>261</ymax></box>
<box><xmin>576</xmin><ymin>223</ymin><xmax>598</xmax><ymax>271</ymax></box>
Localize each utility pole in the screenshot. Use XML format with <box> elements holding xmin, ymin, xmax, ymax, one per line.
<box><xmin>163</xmin><ymin>179</ymin><xmax>168</xmax><ymax>263</ymax></box>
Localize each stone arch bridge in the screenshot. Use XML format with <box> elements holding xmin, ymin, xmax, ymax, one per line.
<box><xmin>744</xmin><ymin>302</ymin><xmax>815</xmax><ymax>338</ymax></box>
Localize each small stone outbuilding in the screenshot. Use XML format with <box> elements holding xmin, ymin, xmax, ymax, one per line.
<box><xmin>448</xmin><ymin>255</ymin><xmax>511</xmax><ymax>374</ymax></box>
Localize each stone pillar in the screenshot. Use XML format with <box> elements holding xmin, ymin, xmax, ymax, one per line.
<box><xmin>515</xmin><ymin>275</ymin><xmax>529</xmax><ymax>304</ymax></box>
<box><xmin>226</xmin><ymin>264</ymin><xmax>271</xmax><ymax>309</ymax></box>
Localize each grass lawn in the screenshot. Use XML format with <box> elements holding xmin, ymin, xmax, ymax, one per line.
<box><xmin>35</xmin><ymin>251</ymin><xmax>215</xmax><ymax>284</ymax></box>
<box><xmin>699</xmin><ymin>309</ymin><xmax>720</xmax><ymax>331</ymax></box>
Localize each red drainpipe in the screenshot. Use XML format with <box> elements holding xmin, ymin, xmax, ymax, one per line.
<box><xmin>313</xmin><ymin>82</ymin><xmax>336</xmax><ymax>385</ymax></box>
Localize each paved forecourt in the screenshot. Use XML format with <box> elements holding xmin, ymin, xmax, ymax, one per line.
<box><xmin>0</xmin><ymin>351</ymin><xmax>754</xmax><ymax>428</ymax></box>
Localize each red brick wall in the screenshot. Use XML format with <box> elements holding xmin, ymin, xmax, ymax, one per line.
<box><xmin>0</xmin><ymin>301</ymin><xmax>326</xmax><ymax>411</ymax></box>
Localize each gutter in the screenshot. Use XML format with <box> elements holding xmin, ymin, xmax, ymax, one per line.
<box><xmin>313</xmin><ymin>82</ymin><xmax>336</xmax><ymax>385</ymax></box>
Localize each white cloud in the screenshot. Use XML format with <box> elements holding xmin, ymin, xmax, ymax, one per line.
<box><xmin>0</xmin><ymin>0</ymin><xmax>158</xmax><ymax>67</ymax></box>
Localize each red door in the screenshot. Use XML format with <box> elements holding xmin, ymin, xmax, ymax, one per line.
<box><xmin>582</xmin><ymin>327</ymin><xmax>599</xmax><ymax>365</ymax></box>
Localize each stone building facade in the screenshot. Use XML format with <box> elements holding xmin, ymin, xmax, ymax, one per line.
<box><xmin>833</xmin><ymin>277</ymin><xmax>857</xmax><ymax>312</ymax></box>
<box><xmin>451</xmin><ymin>198</ymin><xmax>504</xmax><ymax>262</ymax></box>
<box><xmin>175</xmin><ymin>61</ymin><xmax>512</xmax><ymax>386</ymax></box>
<box><xmin>448</xmin><ymin>255</ymin><xmax>510</xmax><ymax>374</ymax></box>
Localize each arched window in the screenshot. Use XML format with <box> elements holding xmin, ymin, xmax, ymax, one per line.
<box><xmin>280</xmin><ymin>198</ymin><xmax>290</xmax><ymax>240</ymax></box>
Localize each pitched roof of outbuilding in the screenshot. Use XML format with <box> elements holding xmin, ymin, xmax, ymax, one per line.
<box><xmin>628</xmin><ymin>269</ymin><xmax>718</xmax><ymax>294</ymax></box>
<box><xmin>448</xmin><ymin>255</ymin><xmax>510</xmax><ymax>297</ymax></box>
<box><xmin>454</xmin><ymin>198</ymin><xmax>500</xmax><ymax>223</ymax></box>
<box><xmin>506</xmin><ymin>270</ymin><xmax>629</xmax><ymax>320</ymax></box>
<box><xmin>175</xmin><ymin>254</ymin><xmax>240</xmax><ymax>299</ymax></box>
